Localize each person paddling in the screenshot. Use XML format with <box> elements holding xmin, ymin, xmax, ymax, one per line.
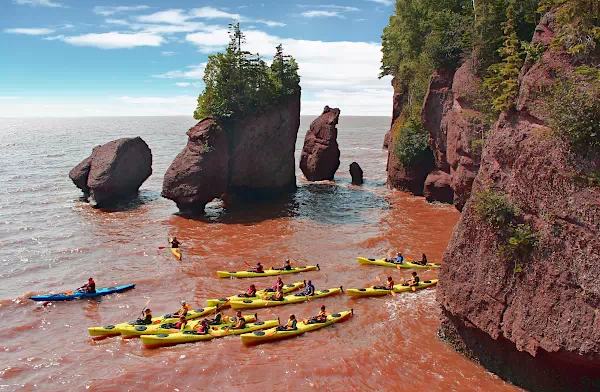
<box><xmin>134</xmin><ymin>308</ymin><xmax>153</xmax><ymax>325</ymax></box>
<box><xmin>79</xmin><ymin>278</ymin><xmax>96</xmax><ymax>293</ymax></box>
<box><xmin>169</xmin><ymin>237</ymin><xmax>181</xmax><ymax>249</ymax></box>
<box><xmin>308</xmin><ymin>305</ymin><xmax>328</xmax><ymax>324</ymax></box>
<box><xmin>394</xmin><ymin>252</ymin><xmax>404</xmax><ymax>264</ymax></box>
<box><xmin>231</xmin><ymin>311</ymin><xmax>246</xmax><ymax>330</ymax></box>
<box><xmin>249</xmin><ymin>262</ymin><xmax>264</xmax><ymax>273</ymax></box>
<box><xmin>264</xmin><ymin>277</ymin><xmax>284</xmax><ymax>292</ymax></box>
<box><xmin>375</xmin><ymin>276</ymin><xmax>394</xmax><ymax>290</ymax></box>
<box><xmin>304</xmin><ymin>280</ymin><xmax>315</xmax><ymax>296</ymax></box>
<box><xmin>408</xmin><ymin>271</ymin><xmax>420</xmax><ymax>288</ymax></box>
<box><xmin>274</xmin><ymin>259</ymin><xmax>292</xmax><ymax>271</ymax></box>
<box><xmin>195</xmin><ymin>319</ymin><xmax>209</xmax><ymax>334</ymax></box>
<box><xmin>173</xmin><ymin>315</ymin><xmax>187</xmax><ymax>331</ymax></box>
<box><xmin>267</xmin><ymin>287</ymin><xmax>285</xmax><ymax>301</ymax></box>
<box><xmin>206</xmin><ymin>306</ymin><xmax>223</xmax><ymax>325</ymax></box>
<box><xmin>175</xmin><ymin>301</ymin><xmax>190</xmax><ymax>317</ymax></box>
<box><xmin>277</xmin><ymin>315</ymin><xmax>297</xmax><ymax>331</ymax></box>
<box><xmin>242</xmin><ymin>284</ymin><xmax>257</xmax><ymax>298</ymax></box>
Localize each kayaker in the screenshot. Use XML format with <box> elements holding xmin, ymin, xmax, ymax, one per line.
<box><xmin>206</xmin><ymin>307</ymin><xmax>223</xmax><ymax>325</ymax></box>
<box><xmin>231</xmin><ymin>311</ymin><xmax>246</xmax><ymax>329</ymax></box>
<box><xmin>79</xmin><ymin>278</ymin><xmax>96</xmax><ymax>293</ymax></box>
<box><xmin>408</xmin><ymin>271</ymin><xmax>420</xmax><ymax>287</ymax></box>
<box><xmin>249</xmin><ymin>262</ymin><xmax>264</xmax><ymax>273</ymax></box>
<box><xmin>176</xmin><ymin>300</ymin><xmax>190</xmax><ymax>317</ymax></box>
<box><xmin>195</xmin><ymin>319</ymin><xmax>209</xmax><ymax>334</ymax></box>
<box><xmin>394</xmin><ymin>252</ymin><xmax>404</xmax><ymax>264</ymax></box>
<box><xmin>420</xmin><ymin>254</ymin><xmax>429</xmax><ymax>265</ymax></box>
<box><xmin>273</xmin><ymin>259</ymin><xmax>292</xmax><ymax>271</ymax></box>
<box><xmin>375</xmin><ymin>276</ymin><xmax>394</xmax><ymax>290</ymax></box>
<box><xmin>264</xmin><ymin>277</ymin><xmax>284</xmax><ymax>292</ymax></box>
<box><xmin>169</xmin><ymin>237</ymin><xmax>180</xmax><ymax>248</ymax></box>
<box><xmin>242</xmin><ymin>284</ymin><xmax>257</xmax><ymax>297</ymax></box>
<box><xmin>308</xmin><ymin>305</ymin><xmax>328</xmax><ymax>324</ymax></box>
<box><xmin>304</xmin><ymin>280</ymin><xmax>315</xmax><ymax>296</ymax></box>
<box><xmin>277</xmin><ymin>315</ymin><xmax>297</xmax><ymax>331</ymax></box>
<box><xmin>134</xmin><ymin>308</ymin><xmax>153</xmax><ymax>325</ymax></box>
<box><xmin>174</xmin><ymin>315</ymin><xmax>187</xmax><ymax>331</ymax></box>
<box><xmin>267</xmin><ymin>287</ymin><xmax>285</xmax><ymax>301</ymax></box>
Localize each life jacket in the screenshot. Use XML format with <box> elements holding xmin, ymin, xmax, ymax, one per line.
<box><xmin>247</xmin><ymin>288</ymin><xmax>256</xmax><ymax>296</ymax></box>
<box><xmin>318</xmin><ymin>310</ymin><xmax>327</xmax><ymax>318</ymax></box>
<box><xmin>387</xmin><ymin>280</ymin><xmax>394</xmax><ymax>289</ymax></box>
<box><xmin>255</xmin><ymin>265</ymin><xmax>264</xmax><ymax>273</ymax></box>
<box><xmin>275</xmin><ymin>291</ymin><xmax>284</xmax><ymax>300</ymax></box>
<box><xmin>287</xmin><ymin>319</ymin><xmax>296</xmax><ymax>328</ymax></box>
<box><xmin>144</xmin><ymin>313</ymin><xmax>152</xmax><ymax>323</ymax></box>
<box><xmin>198</xmin><ymin>324</ymin><xmax>208</xmax><ymax>334</ymax></box>
<box><xmin>179</xmin><ymin>304</ymin><xmax>189</xmax><ymax>315</ymax></box>
<box><xmin>236</xmin><ymin>317</ymin><xmax>246</xmax><ymax>328</ymax></box>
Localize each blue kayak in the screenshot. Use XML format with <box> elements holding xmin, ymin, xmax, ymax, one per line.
<box><xmin>29</xmin><ymin>284</ymin><xmax>136</xmax><ymax>301</ymax></box>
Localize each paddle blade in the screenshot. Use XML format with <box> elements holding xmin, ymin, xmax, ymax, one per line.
<box><xmin>266</xmin><ymin>328</ymin><xmax>278</xmax><ymax>337</ymax></box>
<box><xmin>158</xmin><ymin>246</ymin><xmax>166</xmax><ymax>250</ymax></box>
<box><xmin>390</xmin><ymin>290</ymin><xmax>397</xmax><ymax>297</ymax></box>
<box><xmin>375</xmin><ymin>276</ymin><xmax>381</xmax><ymax>282</ymax></box>
<box><xmin>396</xmin><ymin>264</ymin><xmax>402</xmax><ymax>270</ymax></box>
<box><xmin>412</xmin><ymin>286</ymin><xmax>416</xmax><ymax>292</ymax></box>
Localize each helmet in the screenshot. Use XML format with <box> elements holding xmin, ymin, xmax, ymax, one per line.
<box><xmin>181</xmin><ymin>300</ymin><xmax>186</xmax><ymax>305</ymax></box>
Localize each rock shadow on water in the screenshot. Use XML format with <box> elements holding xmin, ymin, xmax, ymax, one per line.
<box><xmin>78</xmin><ymin>190</ymin><xmax>161</xmax><ymax>213</ymax></box>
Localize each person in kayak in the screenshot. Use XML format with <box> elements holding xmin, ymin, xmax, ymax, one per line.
<box><xmin>169</xmin><ymin>237</ymin><xmax>180</xmax><ymax>248</ymax></box>
<box><xmin>374</xmin><ymin>276</ymin><xmax>394</xmax><ymax>290</ymax></box>
<box><xmin>248</xmin><ymin>262</ymin><xmax>264</xmax><ymax>273</ymax></box>
<box><xmin>79</xmin><ymin>278</ymin><xmax>96</xmax><ymax>293</ymax></box>
<box><xmin>134</xmin><ymin>308</ymin><xmax>153</xmax><ymax>325</ymax></box>
<box><xmin>277</xmin><ymin>315</ymin><xmax>297</xmax><ymax>331</ymax></box>
<box><xmin>308</xmin><ymin>305</ymin><xmax>328</xmax><ymax>324</ymax></box>
<box><xmin>273</xmin><ymin>259</ymin><xmax>292</xmax><ymax>271</ymax></box>
<box><xmin>267</xmin><ymin>287</ymin><xmax>285</xmax><ymax>301</ymax></box>
<box><xmin>194</xmin><ymin>319</ymin><xmax>209</xmax><ymax>334</ymax></box>
<box><xmin>264</xmin><ymin>277</ymin><xmax>284</xmax><ymax>292</ymax></box>
<box><xmin>242</xmin><ymin>284</ymin><xmax>257</xmax><ymax>297</ymax></box>
<box><xmin>175</xmin><ymin>301</ymin><xmax>190</xmax><ymax>317</ymax></box>
<box><xmin>304</xmin><ymin>280</ymin><xmax>315</xmax><ymax>296</ymax></box>
<box><xmin>394</xmin><ymin>252</ymin><xmax>404</xmax><ymax>264</ymax></box>
<box><xmin>173</xmin><ymin>315</ymin><xmax>187</xmax><ymax>331</ymax></box>
<box><xmin>231</xmin><ymin>311</ymin><xmax>246</xmax><ymax>329</ymax></box>
<box><xmin>206</xmin><ymin>307</ymin><xmax>223</xmax><ymax>325</ymax></box>
<box><xmin>408</xmin><ymin>271</ymin><xmax>420</xmax><ymax>287</ymax></box>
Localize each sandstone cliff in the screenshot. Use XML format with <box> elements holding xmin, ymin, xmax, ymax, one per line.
<box><xmin>437</xmin><ymin>11</ymin><xmax>600</xmax><ymax>391</ymax></box>
<box><xmin>300</xmin><ymin>106</ymin><xmax>341</xmax><ymax>181</ymax></box>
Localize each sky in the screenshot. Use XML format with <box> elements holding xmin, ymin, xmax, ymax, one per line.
<box><xmin>0</xmin><ymin>0</ymin><xmax>395</xmax><ymax>117</ymax></box>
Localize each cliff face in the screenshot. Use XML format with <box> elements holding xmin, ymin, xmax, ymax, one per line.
<box><xmin>385</xmin><ymin>64</ymin><xmax>483</xmax><ymax>209</ymax></box>
<box><xmin>300</xmin><ymin>106</ymin><xmax>341</xmax><ymax>181</ymax></box>
<box><xmin>437</xmin><ymin>11</ymin><xmax>600</xmax><ymax>391</ymax></box>
<box><xmin>163</xmin><ymin>91</ymin><xmax>301</xmax><ymax>212</ymax></box>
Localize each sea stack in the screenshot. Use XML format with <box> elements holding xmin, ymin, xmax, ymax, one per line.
<box><xmin>162</xmin><ymin>118</ymin><xmax>229</xmax><ymax>213</ymax></box>
<box><xmin>300</xmin><ymin>106</ymin><xmax>341</xmax><ymax>181</ymax></box>
<box><xmin>69</xmin><ymin>137</ymin><xmax>152</xmax><ymax>206</ymax></box>
<box><xmin>349</xmin><ymin>162</ymin><xmax>363</xmax><ymax>185</ymax></box>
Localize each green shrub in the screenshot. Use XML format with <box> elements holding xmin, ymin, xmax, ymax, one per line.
<box><xmin>473</xmin><ymin>188</ymin><xmax>520</xmax><ymax>229</ymax></box>
<box><xmin>193</xmin><ymin>24</ymin><xmax>300</xmax><ymax>120</ymax></box>
<box><xmin>505</xmin><ymin>223</ymin><xmax>538</xmax><ymax>257</ymax></box>
<box><xmin>392</xmin><ymin>119</ymin><xmax>433</xmax><ymax>166</ymax></box>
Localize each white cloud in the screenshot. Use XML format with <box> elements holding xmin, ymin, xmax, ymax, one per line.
<box><xmin>4</xmin><ymin>27</ymin><xmax>55</xmax><ymax>35</ymax></box>
<box><xmin>13</xmin><ymin>0</ymin><xmax>65</xmax><ymax>8</ymax></box>
<box><xmin>153</xmin><ymin>63</ymin><xmax>207</xmax><ymax>79</ymax></box>
<box><xmin>185</xmin><ymin>28</ymin><xmax>230</xmax><ymax>53</ymax></box>
<box><xmin>189</xmin><ymin>7</ymin><xmax>240</xmax><ymax>19</ymax></box>
<box><xmin>62</xmin><ymin>32</ymin><xmax>164</xmax><ymax>49</ymax></box>
<box><xmin>301</xmin><ymin>89</ymin><xmax>391</xmax><ymax>115</ymax></box>
<box><xmin>44</xmin><ymin>34</ymin><xmax>65</xmax><ymax>40</ymax></box>
<box><xmin>253</xmin><ymin>19</ymin><xmax>286</xmax><ymax>27</ymax></box>
<box><xmin>136</xmin><ymin>9</ymin><xmax>187</xmax><ymax>24</ymax></box>
<box><xmin>0</xmin><ymin>96</ymin><xmax>22</xmax><ymax>100</ymax></box>
<box><xmin>298</xmin><ymin>4</ymin><xmax>360</xmax><ymax>12</ymax></box>
<box><xmin>105</xmin><ymin>19</ymin><xmax>131</xmax><ymax>26</ymax></box>
<box><xmin>93</xmin><ymin>5</ymin><xmax>150</xmax><ymax>16</ymax></box>
<box><xmin>175</xmin><ymin>82</ymin><xmax>190</xmax><ymax>87</ymax></box>
<box><xmin>117</xmin><ymin>95</ymin><xmax>195</xmax><ymax>104</ymax></box>
<box><xmin>365</xmin><ymin>0</ymin><xmax>394</xmax><ymax>5</ymax></box>
<box><xmin>301</xmin><ymin>10</ymin><xmax>342</xmax><ymax>18</ymax></box>
<box><xmin>161</xmin><ymin>51</ymin><xmax>175</xmax><ymax>56</ymax></box>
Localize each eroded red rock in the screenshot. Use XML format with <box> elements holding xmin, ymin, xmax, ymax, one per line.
<box><xmin>300</xmin><ymin>106</ymin><xmax>341</xmax><ymax>181</ymax></box>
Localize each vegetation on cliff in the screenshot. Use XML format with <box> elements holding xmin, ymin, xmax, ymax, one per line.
<box><xmin>381</xmin><ymin>0</ymin><xmax>599</xmax><ymax>165</ymax></box>
<box><xmin>194</xmin><ymin>24</ymin><xmax>300</xmax><ymax>120</ymax></box>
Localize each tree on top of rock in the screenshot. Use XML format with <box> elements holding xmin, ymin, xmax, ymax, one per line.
<box><xmin>194</xmin><ymin>24</ymin><xmax>301</xmax><ymax>120</ymax></box>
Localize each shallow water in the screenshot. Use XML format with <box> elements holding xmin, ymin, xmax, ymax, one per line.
<box><xmin>0</xmin><ymin>116</ymin><xmax>518</xmax><ymax>391</ymax></box>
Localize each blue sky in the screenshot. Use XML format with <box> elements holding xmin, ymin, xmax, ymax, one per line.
<box><xmin>0</xmin><ymin>0</ymin><xmax>394</xmax><ymax>117</ymax></box>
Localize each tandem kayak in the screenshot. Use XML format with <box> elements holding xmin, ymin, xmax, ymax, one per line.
<box><xmin>241</xmin><ymin>310</ymin><xmax>353</xmax><ymax>345</ymax></box>
<box><xmin>229</xmin><ymin>287</ymin><xmax>342</xmax><ymax>309</ymax></box>
<box><xmin>120</xmin><ymin>313</ymin><xmax>257</xmax><ymax>337</ymax></box>
<box><xmin>170</xmin><ymin>247</ymin><xmax>182</xmax><ymax>260</ymax></box>
<box><xmin>217</xmin><ymin>265</ymin><xmax>319</xmax><ymax>279</ymax></box>
<box><xmin>206</xmin><ymin>281</ymin><xmax>306</xmax><ymax>307</ymax></box>
<box><xmin>29</xmin><ymin>284</ymin><xmax>136</xmax><ymax>302</ymax></box>
<box><xmin>140</xmin><ymin>319</ymin><xmax>279</xmax><ymax>346</ymax></box>
<box><xmin>88</xmin><ymin>306</ymin><xmax>218</xmax><ymax>337</ymax></box>
<box><xmin>357</xmin><ymin>257</ymin><xmax>441</xmax><ymax>269</ymax></box>
<box><xmin>346</xmin><ymin>279</ymin><xmax>438</xmax><ymax>297</ymax></box>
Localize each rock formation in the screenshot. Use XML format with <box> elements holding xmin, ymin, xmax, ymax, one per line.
<box><xmin>349</xmin><ymin>162</ymin><xmax>363</xmax><ymax>185</ymax></box>
<box><xmin>69</xmin><ymin>137</ymin><xmax>152</xmax><ymax>206</ymax></box>
<box><xmin>423</xmin><ymin>170</ymin><xmax>453</xmax><ymax>204</ymax></box>
<box><xmin>437</xmin><ymin>11</ymin><xmax>600</xmax><ymax>391</ymax></box>
<box><xmin>383</xmin><ymin>79</ymin><xmax>406</xmax><ymax>150</ymax></box>
<box><xmin>162</xmin><ymin>91</ymin><xmax>301</xmax><ymax>212</ymax></box>
<box><xmin>162</xmin><ymin>119</ymin><xmax>229</xmax><ymax>212</ymax></box>
<box><xmin>300</xmin><ymin>106</ymin><xmax>341</xmax><ymax>181</ymax></box>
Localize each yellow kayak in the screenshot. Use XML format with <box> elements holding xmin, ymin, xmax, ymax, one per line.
<box><xmin>141</xmin><ymin>319</ymin><xmax>279</xmax><ymax>346</ymax></box>
<box><xmin>88</xmin><ymin>306</ymin><xmax>216</xmax><ymax>337</ymax></box>
<box><xmin>229</xmin><ymin>287</ymin><xmax>342</xmax><ymax>309</ymax></box>
<box><xmin>206</xmin><ymin>281</ymin><xmax>306</xmax><ymax>307</ymax></box>
<box><xmin>217</xmin><ymin>265</ymin><xmax>319</xmax><ymax>279</ymax></box>
<box><xmin>241</xmin><ymin>310</ymin><xmax>353</xmax><ymax>345</ymax></box>
<box><xmin>357</xmin><ymin>257</ymin><xmax>441</xmax><ymax>269</ymax></box>
<box><xmin>346</xmin><ymin>279</ymin><xmax>438</xmax><ymax>297</ymax></box>
<box><xmin>120</xmin><ymin>313</ymin><xmax>256</xmax><ymax>337</ymax></box>
<box><xmin>170</xmin><ymin>247</ymin><xmax>182</xmax><ymax>260</ymax></box>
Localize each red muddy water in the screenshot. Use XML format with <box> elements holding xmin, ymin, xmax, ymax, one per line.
<box><xmin>0</xmin><ymin>116</ymin><xmax>519</xmax><ymax>391</ymax></box>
